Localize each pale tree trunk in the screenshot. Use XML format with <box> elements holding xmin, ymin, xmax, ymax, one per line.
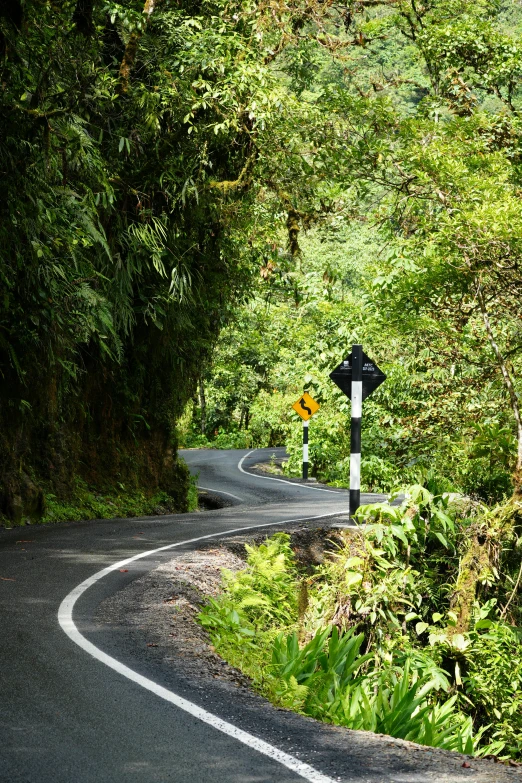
<box><xmin>476</xmin><ymin>281</ymin><xmax>522</xmax><ymax>497</ymax></box>
<box><xmin>198</xmin><ymin>377</ymin><xmax>207</xmax><ymax>435</ymax></box>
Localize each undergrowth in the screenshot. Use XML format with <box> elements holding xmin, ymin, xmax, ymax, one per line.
<box><xmin>199</xmin><ymin>488</ymin><xmax>522</xmax><ymax>760</ymax></box>
<box><xmin>23</xmin><ymin>473</ymin><xmax>199</xmax><ymax>526</ymax></box>
<box><xmin>180</xmin><ymin>428</ymin><xmax>252</xmax><ymax>450</ymax></box>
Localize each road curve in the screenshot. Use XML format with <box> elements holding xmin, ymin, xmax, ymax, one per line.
<box><xmin>1</xmin><ymin>449</ymin><xmax>511</xmax><ymax>783</ymax></box>
<box><xmin>0</xmin><ymin>448</ymin><xmax>371</xmax><ymax>783</ymax></box>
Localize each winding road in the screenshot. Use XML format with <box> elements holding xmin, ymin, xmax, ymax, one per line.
<box><xmin>0</xmin><ymin>449</ymin><xmax>515</xmax><ymax>783</ymax></box>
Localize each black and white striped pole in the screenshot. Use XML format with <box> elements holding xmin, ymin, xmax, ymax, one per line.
<box><xmin>329</xmin><ymin>344</ymin><xmax>386</xmax><ymax>521</ymax></box>
<box><xmin>291</xmin><ymin>392</ymin><xmax>320</xmax><ymax>480</ymax></box>
<box><xmin>349</xmin><ymin>344</ymin><xmax>363</xmax><ymax>517</ymax></box>
<box><xmin>302</xmin><ymin>419</ymin><xmax>309</xmax><ymax>480</ymax></box>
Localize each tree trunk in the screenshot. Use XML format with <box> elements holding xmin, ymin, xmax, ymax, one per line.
<box><xmin>448</xmin><ymin>499</ymin><xmax>520</xmax><ymax>634</ymax></box>
<box><xmin>199</xmin><ymin>377</ymin><xmax>207</xmax><ymax>435</ymax></box>
<box><xmin>449</xmin><ymin>534</ymin><xmax>490</xmax><ymax>633</ymax></box>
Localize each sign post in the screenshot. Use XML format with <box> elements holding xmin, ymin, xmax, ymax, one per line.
<box><xmin>329</xmin><ymin>346</ymin><xmax>386</xmax><ymax>517</ymax></box>
<box><xmin>291</xmin><ymin>392</ymin><xmax>320</xmax><ymax>480</ymax></box>
<box><xmin>349</xmin><ymin>344</ymin><xmax>362</xmax><ymax>516</ymax></box>
<box><xmin>302</xmin><ymin>419</ymin><xmax>309</xmax><ymax>480</ymax></box>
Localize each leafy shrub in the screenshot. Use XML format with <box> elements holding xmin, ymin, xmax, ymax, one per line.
<box><xmin>199</xmin><ymin>534</ymin><xmax>298</xmax><ymax>671</ymax></box>
<box><xmin>464</xmin><ymin>622</ymin><xmax>522</xmax><ymax>758</ymax></box>
<box><xmin>282</xmin><ymin>405</ymin><xmax>351</xmax><ymax>480</ymax></box>
<box><xmin>213</xmin><ymin>430</ymin><xmax>252</xmax><ymax>449</ymax></box>
<box><xmin>249</xmin><ymin>391</ymin><xmax>295</xmax><ymax>448</ymax></box>
<box><xmin>460</xmin><ymin>458</ymin><xmax>513</xmax><ymax>503</ymax></box>
<box><xmin>40</xmin><ymin>458</ymin><xmax>198</xmax><ymax>523</ymax></box>
<box><xmin>219</xmin><ymin>534</ymin><xmax>298</xmax><ymax>626</ymax></box>
<box><xmin>181</xmin><ymin>432</ymin><xmax>214</xmax><ymax>448</ymax></box>
<box><xmin>181</xmin><ymin>428</ymin><xmax>251</xmax><ymax>449</ymax></box>
<box><xmin>198</xmin><ymin>491</ymin><xmax>522</xmax><ymax>760</ymax></box>
<box><xmin>43</xmin><ymin>489</ymin><xmax>177</xmax><ymax>523</ymax></box>
<box><xmin>318</xmin><ymin>656</ymin><xmax>480</xmax><ymax>754</ymax></box>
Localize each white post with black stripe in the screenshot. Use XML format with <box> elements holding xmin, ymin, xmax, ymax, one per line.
<box><xmin>302</xmin><ymin>420</ymin><xmax>309</xmax><ymax>480</ymax></box>
<box><xmin>350</xmin><ymin>344</ymin><xmax>363</xmax><ymax>517</ymax></box>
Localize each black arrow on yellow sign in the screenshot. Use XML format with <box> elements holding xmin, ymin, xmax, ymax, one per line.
<box><xmin>299</xmin><ymin>398</ymin><xmax>312</xmax><ymax>416</ymax></box>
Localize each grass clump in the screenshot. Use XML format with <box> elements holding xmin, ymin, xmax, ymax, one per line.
<box><xmin>199</xmin><ymin>488</ymin><xmax>522</xmax><ymax>761</ymax></box>
<box><xmin>40</xmin><ymin>473</ymin><xmax>198</xmax><ymax>524</ymax></box>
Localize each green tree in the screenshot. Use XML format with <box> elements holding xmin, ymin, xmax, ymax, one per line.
<box><xmin>0</xmin><ymin>0</ymin><xmax>346</xmax><ymax>521</ymax></box>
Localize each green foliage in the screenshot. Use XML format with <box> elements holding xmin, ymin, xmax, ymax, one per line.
<box><xmin>188</xmin><ymin>201</ymin><xmax>518</xmax><ymax>499</ymax></box>
<box><xmin>5</xmin><ymin>0</ymin><xmax>522</xmax><ymax>520</ymax></box>
<box><xmin>43</xmin><ymin>484</ymin><xmax>187</xmax><ymax>525</ymax></box>
<box><xmin>199</xmin><ymin>491</ymin><xmax>522</xmax><ymax>759</ymax></box>
<box><xmin>199</xmin><ymin>533</ymin><xmax>298</xmax><ymax>671</ymax></box>
<box><xmin>180</xmin><ymin>429</ymin><xmax>252</xmax><ymax>450</ymax></box>
<box><xmin>187</xmin><ymin>472</ymin><xmax>199</xmax><ymax>513</ymax></box>
<box><xmin>1</xmin><ymin>0</ymin><xmax>347</xmax><ymax>518</ymax></box>
<box><xmin>38</xmin><ymin>461</ymin><xmax>198</xmax><ymax>524</ymax></box>
<box><xmin>180</xmin><ymin>0</ymin><xmax>522</xmax><ymax>506</ymax></box>
<box><xmin>201</xmin><ymin>534</ymin><xmax>298</xmax><ymax>631</ymax></box>
<box><xmin>318</xmin><ymin>657</ymin><xmax>481</xmax><ymax>754</ymax></box>
<box><xmin>464</xmin><ymin>622</ymin><xmax>522</xmax><ymax>758</ymax></box>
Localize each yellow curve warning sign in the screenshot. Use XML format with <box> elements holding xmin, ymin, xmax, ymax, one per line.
<box><xmin>292</xmin><ymin>392</ymin><xmax>320</xmax><ymax>421</ymax></box>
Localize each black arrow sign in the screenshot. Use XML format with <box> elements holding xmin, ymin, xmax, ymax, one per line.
<box><xmin>329</xmin><ymin>350</ymin><xmax>386</xmax><ymax>401</ymax></box>
<box><xmin>299</xmin><ymin>398</ymin><xmax>312</xmax><ymax>416</ymax></box>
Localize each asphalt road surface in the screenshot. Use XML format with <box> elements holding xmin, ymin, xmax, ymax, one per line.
<box><xmin>0</xmin><ymin>448</ymin><xmax>373</xmax><ymax>783</ymax></box>
<box><xmin>1</xmin><ymin>449</ymin><xmax>516</xmax><ymax>783</ymax></box>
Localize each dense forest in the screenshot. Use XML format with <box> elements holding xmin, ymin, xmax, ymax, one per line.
<box><xmin>2</xmin><ymin>0</ymin><xmax>522</xmax><ymax>765</ymax></box>
<box><xmin>0</xmin><ymin>0</ymin><xmax>310</xmax><ymax>522</ymax></box>
<box><xmin>2</xmin><ymin>0</ymin><xmax>522</xmax><ymax>523</ymax></box>
<box><xmin>180</xmin><ymin>1</ymin><xmax>522</xmax><ymax>507</ymax></box>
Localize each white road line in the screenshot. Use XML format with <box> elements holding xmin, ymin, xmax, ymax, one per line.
<box><xmin>58</xmin><ymin>512</ymin><xmax>346</xmax><ymax>783</ymax></box>
<box><xmin>238</xmin><ymin>450</ymin><xmax>343</xmax><ymax>494</ymax></box>
<box><xmin>197</xmin><ymin>485</ymin><xmax>243</xmax><ymax>501</ymax></box>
